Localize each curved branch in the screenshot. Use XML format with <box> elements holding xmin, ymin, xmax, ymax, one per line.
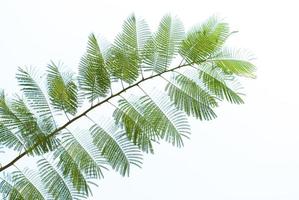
<box><xmin>0</xmin><ymin>62</ymin><xmax>194</xmax><ymax>173</ymax></box>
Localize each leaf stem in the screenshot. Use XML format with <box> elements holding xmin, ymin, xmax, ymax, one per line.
<box><xmin>0</xmin><ymin>61</ymin><xmax>193</xmax><ymax>173</ymax></box>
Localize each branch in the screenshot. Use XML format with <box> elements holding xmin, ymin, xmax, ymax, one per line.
<box><xmin>0</xmin><ymin>62</ymin><xmax>193</xmax><ymax>173</ymax></box>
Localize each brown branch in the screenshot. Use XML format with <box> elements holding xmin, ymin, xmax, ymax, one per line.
<box><xmin>0</xmin><ymin>62</ymin><xmax>193</xmax><ymax>173</ymax></box>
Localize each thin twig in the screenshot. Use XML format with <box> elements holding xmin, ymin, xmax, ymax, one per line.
<box><xmin>0</xmin><ymin>61</ymin><xmax>194</xmax><ymax>173</ymax></box>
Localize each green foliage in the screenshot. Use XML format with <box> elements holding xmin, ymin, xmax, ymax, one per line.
<box><xmin>113</xmin><ymin>97</ymin><xmax>159</xmax><ymax>154</ymax></box>
<box><xmin>47</xmin><ymin>62</ymin><xmax>78</xmax><ymax>116</ymax></box>
<box><xmin>143</xmin><ymin>14</ymin><xmax>185</xmax><ymax>73</ymax></box>
<box><xmin>0</xmin><ymin>123</ymin><xmax>23</xmax><ymax>152</ymax></box>
<box><xmin>10</xmin><ymin>170</ymin><xmax>47</xmax><ymax>200</ymax></box>
<box><xmin>38</xmin><ymin>158</ymin><xmax>87</xmax><ymax>200</ymax></box>
<box><xmin>53</xmin><ymin>145</ymin><xmax>91</xmax><ymax>195</ymax></box>
<box><xmin>16</xmin><ymin>68</ymin><xmax>56</xmax><ymax>129</ymax></box>
<box><xmin>0</xmin><ymin>92</ymin><xmax>57</xmax><ymax>155</ymax></box>
<box><xmin>107</xmin><ymin>14</ymin><xmax>151</xmax><ymax>83</ymax></box>
<box><xmin>60</xmin><ymin>131</ymin><xmax>105</xmax><ymax>180</ymax></box>
<box><xmin>90</xmin><ymin>123</ymin><xmax>142</xmax><ymax>176</ymax></box>
<box><xmin>210</xmin><ymin>48</ymin><xmax>256</xmax><ymax>78</ymax></box>
<box><xmin>199</xmin><ymin>63</ymin><xmax>245</xmax><ymax>104</ymax></box>
<box><xmin>180</xmin><ymin>16</ymin><xmax>229</xmax><ymax>64</ymax></box>
<box><xmin>138</xmin><ymin>93</ymin><xmax>190</xmax><ymax>147</ymax></box>
<box><xmin>0</xmin><ymin>14</ymin><xmax>255</xmax><ymax>199</ymax></box>
<box><xmin>165</xmin><ymin>71</ymin><xmax>218</xmax><ymax>120</ymax></box>
<box><xmin>79</xmin><ymin>34</ymin><xmax>111</xmax><ymax>101</ymax></box>
<box><xmin>0</xmin><ymin>170</ymin><xmax>48</xmax><ymax>200</ymax></box>
<box><xmin>0</xmin><ymin>173</ymin><xmax>25</xmax><ymax>200</ymax></box>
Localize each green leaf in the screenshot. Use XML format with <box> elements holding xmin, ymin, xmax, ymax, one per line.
<box><xmin>113</xmin><ymin>97</ymin><xmax>160</xmax><ymax>153</ymax></box>
<box><xmin>199</xmin><ymin>64</ymin><xmax>245</xmax><ymax>104</ymax></box>
<box><xmin>90</xmin><ymin>122</ymin><xmax>143</xmax><ymax>176</ymax></box>
<box><xmin>0</xmin><ymin>91</ymin><xmax>25</xmax><ymax>134</ymax></box>
<box><xmin>47</xmin><ymin>62</ymin><xmax>78</xmax><ymax>115</ymax></box>
<box><xmin>0</xmin><ymin>123</ymin><xmax>24</xmax><ymax>152</ymax></box>
<box><xmin>0</xmin><ymin>93</ymin><xmax>57</xmax><ymax>155</ymax></box>
<box><xmin>61</xmin><ymin>131</ymin><xmax>106</xmax><ymax>180</ymax></box>
<box><xmin>165</xmin><ymin>72</ymin><xmax>218</xmax><ymax>120</ymax></box>
<box><xmin>16</xmin><ymin>67</ymin><xmax>56</xmax><ymax>131</ymax></box>
<box><xmin>108</xmin><ymin>14</ymin><xmax>151</xmax><ymax>83</ymax></box>
<box><xmin>10</xmin><ymin>170</ymin><xmax>47</xmax><ymax>200</ymax></box>
<box><xmin>0</xmin><ymin>173</ymin><xmax>25</xmax><ymax>200</ymax></box>
<box><xmin>180</xmin><ymin>16</ymin><xmax>230</xmax><ymax>64</ymax></box>
<box><xmin>53</xmin><ymin>145</ymin><xmax>91</xmax><ymax>196</ymax></box>
<box><xmin>10</xmin><ymin>97</ymin><xmax>59</xmax><ymax>155</ymax></box>
<box><xmin>143</xmin><ymin>14</ymin><xmax>184</xmax><ymax>73</ymax></box>
<box><xmin>79</xmin><ymin>34</ymin><xmax>111</xmax><ymax>101</ymax></box>
<box><xmin>139</xmin><ymin>91</ymin><xmax>191</xmax><ymax>147</ymax></box>
<box><xmin>37</xmin><ymin>158</ymin><xmax>87</xmax><ymax>200</ymax></box>
<box><xmin>209</xmin><ymin>48</ymin><xmax>256</xmax><ymax>78</ymax></box>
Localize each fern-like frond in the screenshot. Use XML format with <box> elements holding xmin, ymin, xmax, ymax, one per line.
<box><xmin>79</xmin><ymin>34</ymin><xmax>111</xmax><ymax>102</ymax></box>
<box><xmin>0</xmin><ymin>173</ymin><xmax>25</xmax><ymax>200</ymax></box>
<box><xmin>0</xmin><ymin>14</ymin><xmax>255</xmax><ymax>199</ymax></box>
<box><xmin>180</xmin><ymin>16</ymin><xmax>230</xmax><ymax>64</ymax></box>
<box><xmin>143</xmin><ymin>14</ymin><xmax>184</xmax><ymax>73</ymax></box>
<box><xmin>199</xmin><ymin>64</ymin><xmax>245</xmax><ymax>104</ymax></box>
<box><xmin>209</xmin><ymin>48</ymin><xmax>256</xmax><ymax>78</ymax></box>
<box><xmin>53</xmin><ymin>145</ymin><xmax>91</xmax><ymax>196</ymax></box>
<box><xmin>165</xmin><ymin>72</ymin><xmax>218</xmax><ymax>120</ymax></box>
<box><xmin>10</xmin><ymin>97</ymin><xmax>39</xmax><ymax>137</ymax></box>
<box><xmin>10</xmin><ymin>97</ymin><xmax>58</xmax><ymax>154</ymax></box>
<box><xmin>9</xmin><ymin>169</ymin><xmax>47</xmax><ymax>200</ymax></box>
<box><xmin>0</xmin><ymin>93</ymin><xmax>57</xmax><ymax>154</ymax></box>
<box><xmin>47</xmin><ymin>62</ymin><xmax>78</xmax><ymax>116</ymax></box>
<box><xmin>16</xmin><ymin>67</ymin><xmax>56</xmax><ymax>130</ymax></box>
<box><xmin>90</xmin><ymin>122</ymin><xmax>143</xmax><ymax>176</ymax></box>
<box><xmin>0</xmin><ymin>91</ymin><xmax>25</xmax><ymax>134</ymax></box>
<box><xmin>0</xmin><ymin>123</ymin><xmax>24</xmax><ymax>152</ymax></box>
<box><xmin>61</xmin><ymin>131</ymin><xmax>106</xmax><ymax>179</ymax></box>
<box><xmin>138</xmin><ymin>91</ymin><xmax>191</xmax><ymax>147</ymax></box>
<box><xmin>107</xmin><ymin>14</ymin><xmax>151</xmax><ymax>83</ymax></box>
<box><xmin>113</xmin><ymin>97</ymin><xmax>159</xmax><ymax>153</ymax></box>
<box><xmin>37</xmin><ymin>158</ymin><xmax>87</xmax><ymax>200</ymax></box>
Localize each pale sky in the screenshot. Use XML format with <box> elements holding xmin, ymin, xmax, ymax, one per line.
<box><xmin>0</xmin><ymin>0</ymin><xmax>299</xmax><ymax>199</ymax></box>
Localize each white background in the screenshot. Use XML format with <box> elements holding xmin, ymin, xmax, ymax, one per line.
<box><xmin>1</xmin><ymin>0</ymin><xmax>299</xmax><ymax>199</ymax></box>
